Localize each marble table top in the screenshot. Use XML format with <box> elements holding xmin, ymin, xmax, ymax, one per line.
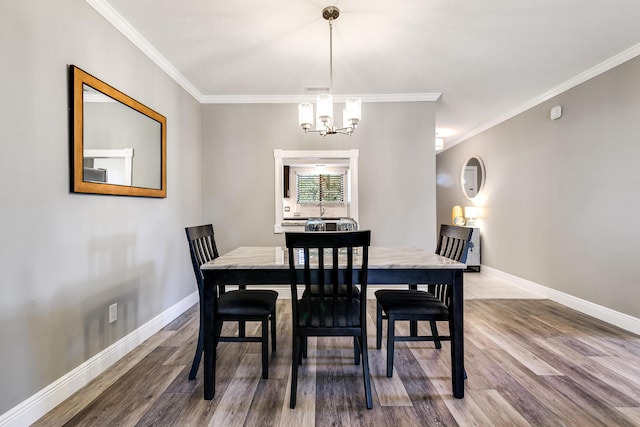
<box><xmin>201</xmin><ymin>246</ymin><xmax>466</xmax><ymax>270</ymax></box>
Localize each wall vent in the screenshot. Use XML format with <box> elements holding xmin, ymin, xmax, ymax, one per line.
<box><xmin>305</xmin><ymin>86</ymin><xmax>330</xmax><ymax>94</ymax></box>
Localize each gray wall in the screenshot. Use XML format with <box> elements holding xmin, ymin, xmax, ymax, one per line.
<box><xmin>201</xmin><ymin>102</ymin><xmax>438</xmax><ymax>254</ymax></box>
<box><xmin>0</xmin><ymin>0</ymin><xmax>202</xmax><ymax>413</ymax></box>
<box><xmin>436</xmin><ymin>55</ymin><xmax>640</xmax><ymax>318</ymax></box>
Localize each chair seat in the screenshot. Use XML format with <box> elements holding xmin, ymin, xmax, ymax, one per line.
<box><xmin>377</xmin><ymin>291</ymin><xmax>448</xmax><ymax>317</ymax></box>
<box><xmin>374</xmin><ymin>288</ymin><xmax>432</xmax><ymax>300</ymax></box>
<box><xmin>218</xmin><ymin>290</ymin><xmax>278</xmax><ymax>317</ymax></box>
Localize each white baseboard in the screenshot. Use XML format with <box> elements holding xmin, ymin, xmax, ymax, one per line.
<box><xmin>0</xmin><ymin>291</ymin><xmax>199</xmax><ymax>427</ymax></box>
<box><xmin>482</xmin><ymin>265</ymin><xmax>640</xmax><ymax>335</ymax></box>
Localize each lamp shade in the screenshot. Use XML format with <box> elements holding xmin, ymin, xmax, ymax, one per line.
<box><xmin>464</xmin><ymin>206</ymin><xmax>478</xmax><ymax>219</ymax></box>
<box><xmin>298</xmin><ymin>103</ymin><xmax>313</xmax><ymax>128</ymax></box>
<box><xmin>464</xmin><ymin>206</ymin><xmax>479</xmax><ymax>226</ymax></box>
<box><xmin>316</xmin><ymin>94</ymin><xmax>333</xmax><ymax>123</ymax></box>
<box><xmin>451</xmin><ymin>205</ymin><xmax>464</xmax><ymax>226</ymax></box>
<box><xmin>345</xmin><ymin>97</ymin><xmax>361</xmax><ymax>122</ymax></box>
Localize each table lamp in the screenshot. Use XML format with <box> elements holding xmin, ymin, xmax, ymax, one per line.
<box><xmin>451</xmin><ymin>205</ymin><xmax>465</xmax><ymax>226</ymax></box>
<box><xmin>464</xmin><ymin>206</ymin><xmax>479</xmax><ymax>227</ymax></box>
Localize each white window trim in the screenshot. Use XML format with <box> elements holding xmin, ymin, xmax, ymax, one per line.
<box><xmin>274</xmin><ymin>149</ymin><xmax>359</xmax><ymax>233</ymax></box>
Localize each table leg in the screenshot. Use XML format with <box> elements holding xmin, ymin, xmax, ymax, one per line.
<box><xmin>203</xmin><ymin>276</ymin><xmax>215</xmax><ymax>399</ymax></box>
<box><xmin>409</xmin><ymin>283</ymin><xmax>418</xmax><ymax>336</ymax></box>
<box><xmin>450</xmin><ymin>270</ymin><xmax>465</xmax><ymax>398</ymax></box>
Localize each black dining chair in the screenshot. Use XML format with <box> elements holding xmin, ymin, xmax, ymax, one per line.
<box><xmin>286</xmin><ymin>230</ymin><xmax>373</xmax><ymax>409</ymax></box>
<box><xmin>375</xmin><ymin>224</ymin><xmax>473</xmax><ymax>377</ymax></box>
<box><xmin>185</xmin><ymin>224</ymin><xmax>277</xmax><ymax>382</ymax></box>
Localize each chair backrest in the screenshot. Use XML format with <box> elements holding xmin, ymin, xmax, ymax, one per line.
<box><xmin>432</xmin><ymin>225</ymin><xmax>473</xmax><ymax>306</ymax></box>
<box><xmin>435</xmin><ymin>224</ymin><xmax>473</xmax><ymax>263</ymax></box>
<box><xmin>286</xmin><ymin>231</ymin><xmax>371</xmax><ymax>331</ymax></box>
<box><xmin>185</xmin><ymin>224</ymin><xmax>220</xmax><ymax>293</ymax></box>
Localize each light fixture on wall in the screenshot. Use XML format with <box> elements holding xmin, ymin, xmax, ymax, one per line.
<box><xmin>464</xmin><ymin>206</ymin><xmax>479</xmax><ymax>227</ymax></box>
<box><xmin>298</xmin><ymin>6</ymin><xmax>361</xmax><ymax>137</ymax></box>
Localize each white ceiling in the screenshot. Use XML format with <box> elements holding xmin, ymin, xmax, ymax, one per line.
<box><xmin>95</xmin><ymin>0</ymin><xmax>640</xmax><ymax>149</ymax></box>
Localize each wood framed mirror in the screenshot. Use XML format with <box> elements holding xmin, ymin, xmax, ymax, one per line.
<box><xmin>70</xmin><ymin>65</ymin><xmax>166</xmax><ymax>197</ymax></box>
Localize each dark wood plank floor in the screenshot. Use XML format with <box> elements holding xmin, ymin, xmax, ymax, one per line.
<box><xmin>34</xmin><ymin>298</ymin><xmax>640</xmax><ymax>426</ymax></box>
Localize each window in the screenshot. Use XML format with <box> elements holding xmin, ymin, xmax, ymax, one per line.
<box><xmin>273</xmin><ymin>149</ymin><xmax>359</xmax><ymax>234</ymax></box>
<box><xmin>297</xmin><ymin>173</ymin><xmax>344</xmax><ymax>204</ymax></box>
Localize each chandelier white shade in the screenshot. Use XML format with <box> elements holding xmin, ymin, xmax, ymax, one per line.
<box><xmin>298</xmin><ymin>6</ymin><xmax>361</xmax><ymax>137</ymax></box>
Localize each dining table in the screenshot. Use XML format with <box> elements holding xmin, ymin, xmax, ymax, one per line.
<box><xmin>200</xmin><ymin>245</ymin><xmax>467</xmax><ymax>400</ymax></box>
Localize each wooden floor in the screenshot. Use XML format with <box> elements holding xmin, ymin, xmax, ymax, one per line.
<box><xmin>34</xmin><ymin>276</ymin><xmax>640</xmax><ymax>426</ymax></box>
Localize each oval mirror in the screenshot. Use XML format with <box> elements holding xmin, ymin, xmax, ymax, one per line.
<box><xmin>461</xmin><ymin>156</ymin><xmax>485</xmax><ymax>200</ymax></box>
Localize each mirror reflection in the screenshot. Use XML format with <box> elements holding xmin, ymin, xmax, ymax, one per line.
<box><xmin>71</xmin><ymin>66</ymin><xmax>166</xmax><ymax>197</ymax></box>
<box><xmin>461</xmin><ymin>156</ymin><xmax>485</xmax><ymax>199</ymax></box>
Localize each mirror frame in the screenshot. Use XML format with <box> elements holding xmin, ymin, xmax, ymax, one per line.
<box><xmin>71</xmin><ymin>65</ymin><xmax>167</xmax><ymax>198</ymax></box>
<box><xmin>460</xmin><ymin>155</ymin><xmax>486</xmax><ymax>200</ymax></box>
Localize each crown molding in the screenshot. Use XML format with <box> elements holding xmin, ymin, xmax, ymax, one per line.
<box><xmin>442</xmin><ymin>41</ymin><xmax>640</xmax><ymax>152</ymax></box>
<box><xmin>361</xmin><ymin>93</ymin><xmax>441</xmax><ymax>103</ymax></box>
<box><xmin>86</xmin><ymin>0</ymin><xmax>204</xmax><ymax>102</ymax></box>
<box><xmin>200</xmin><ymin>93</ymin><xmax>441</xmax><ymax>104</ymax></box>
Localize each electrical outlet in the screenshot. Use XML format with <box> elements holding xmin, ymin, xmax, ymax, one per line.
<box><xmin>109</xmin><ymin>303</ymin><xmax>117</xmax><ymax>324</ymax></box>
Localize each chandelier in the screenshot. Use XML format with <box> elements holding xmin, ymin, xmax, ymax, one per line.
<box><xmin>298</xmin><ymin>6</ymin><xmax>361</xmax><ymax>137</ymax></box>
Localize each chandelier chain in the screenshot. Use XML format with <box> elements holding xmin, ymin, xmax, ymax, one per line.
<box><xmin>329</xmin><ymin>18</ymin><xmax>333</xmax><ymax>94</ymax></box>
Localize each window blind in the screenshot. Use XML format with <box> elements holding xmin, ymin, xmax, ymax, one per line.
<box><xmin>297</xmin><ymin>173</ymin><xmax>344</xmax><ymax>204</ymax></box>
